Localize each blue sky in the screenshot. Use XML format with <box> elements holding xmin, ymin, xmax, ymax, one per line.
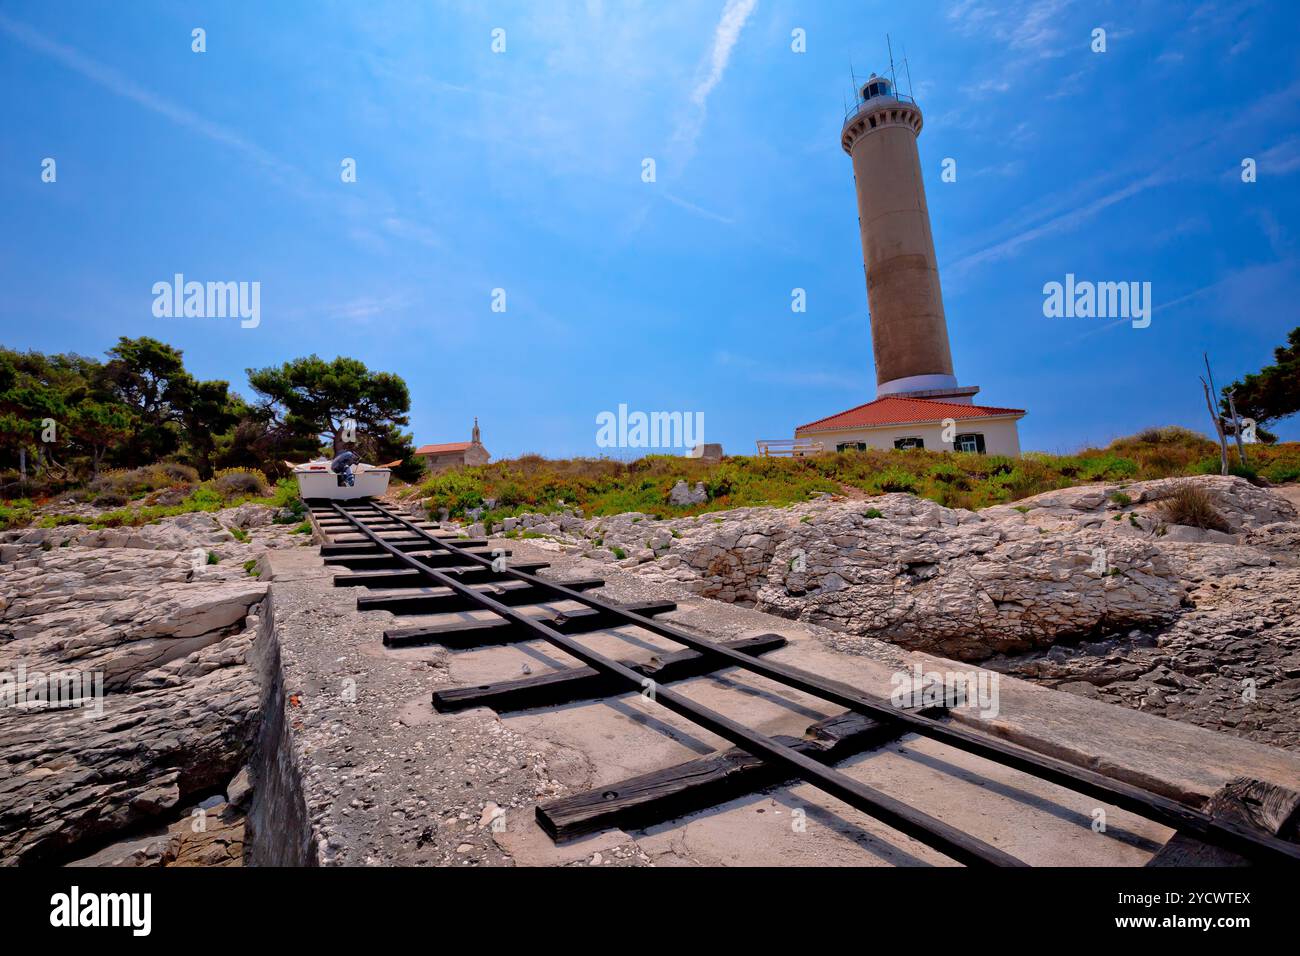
<box><xmin>1</xmin><ymin>0</ymin><xmax>1297</xmax><ymax>457</ymax></box>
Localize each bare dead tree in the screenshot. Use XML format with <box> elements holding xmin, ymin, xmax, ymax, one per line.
<box><xmin>1201</xmin><ymin>353</ymin><xmax>1229</xmax><ymax>476</ymax></box>
<box><xmin>1225</xmin><ymin>387</ymin><xmax>1249</xmax><ymax>468</ymax></box>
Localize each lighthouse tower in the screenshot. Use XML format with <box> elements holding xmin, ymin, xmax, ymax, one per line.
<box><xmin>841</xmin><ymin>73</ymin><xmax>978</xmax><ymax>402</ymax></box>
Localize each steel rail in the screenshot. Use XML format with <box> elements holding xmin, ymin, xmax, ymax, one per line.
<box><xmin>347</xmin><ymin>500</ymin><xmax>1300</xmax><ymax>865</ymax></box>
<box><xmin>330</xmin><ymin>500</ymin><xmax>1025</xmax><ymax>867</ymax></box>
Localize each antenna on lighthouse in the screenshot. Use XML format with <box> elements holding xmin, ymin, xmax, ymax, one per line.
<box><xmin>901</xmin><ymin>42</ymin><xmax>915</xmax><ymax>99</ymax></box>
<box><xmin>887</xmin><ymin>34</ymin><xmax>898</xmax><ymax>91</ymax></box>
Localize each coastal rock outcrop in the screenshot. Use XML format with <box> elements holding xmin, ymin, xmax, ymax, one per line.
<box><xmin>0</xmin><ymin>504</ymin><xmax>307</xmax><ymax>865</ymax></box>
<box><xmin>485</xmin><ymin>476</ymin><xmax>1297</xmax><ymax>663</ymax></box>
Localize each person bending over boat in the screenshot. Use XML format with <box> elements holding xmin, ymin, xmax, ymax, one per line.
<box><xmin>330</xmin><ymin>449</ymin><xmax>360</xmax><ymax>487</ymax></box>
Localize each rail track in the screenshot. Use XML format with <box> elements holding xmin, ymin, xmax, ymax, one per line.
<box><xmin>308</xmin><ymin>497</ymin><xmax>1300</xmax><ymax>867</ymax></box>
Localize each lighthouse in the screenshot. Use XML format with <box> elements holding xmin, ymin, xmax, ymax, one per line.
<box><xmin>841</xmin><ymin>73</ymin><xmax>978</xmax><ymax>402</ymax></box>
<box><xmin>757</xmin><ymin>71</ymin><xmax>1027</xmax><ymax>458</ymax></box>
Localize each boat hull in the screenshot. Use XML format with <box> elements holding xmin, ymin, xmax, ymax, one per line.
<box><xmin>294</xmin><ymin>467</ymin><xmax>391</xmax><ymax>501</ymax></box>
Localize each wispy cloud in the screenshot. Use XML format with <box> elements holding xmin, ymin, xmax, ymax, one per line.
<box><xmin>1257</xmin><ymin>137</ymin><xmax>1300</xmax><ymax>175</ymax></box>
<box><xmin>947</xmin><ymin>0</ymin><xmax>1075</xmax><ymax>54</ymax></box>
<box><xmin>328</xmin><ymin>293</ymin><xmax>411</xmax><ymax>322</ymax></box>
<box><xmin>0</xmin><ymin>12</ymin><xmax>293</xmax><ymax>178</ymax></box>
<box><xmin>0</xmin><ymin>12</ymin><xmax>463</xmax><ymax>262</ymax></box>
<box><xmin>947</xmin><ymin>76</ymin><xmax>1300</xmax><ymax>278</ymax></box>
<box><xmin>946</xmin><ymin>0</ymin><xmax>1075</xmax><ymax>99</ymax></box>
<box><xmin>382</xmin><ymin>217</ymin><xmax>443</xmax><ymax>249</ymax></box>
<box><xmin>947</xmin><ymin>170</ymin><xmax>1168</xmax><ymax>275</ymax></box>
<box><xmin>668</xmin><ymin>0</ymin><xmax>758</xmax><ymax>172</ymax></box>
<box><xmin>662</xmin><ymin>191</ymin><xmax>735</xmax><ymax>224</ymax></box>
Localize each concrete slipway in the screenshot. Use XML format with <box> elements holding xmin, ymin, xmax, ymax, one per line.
<box><xmin>245</xmin><ymin>537</ymin><xmax>1300</xmax><ymax>867</ymax></box>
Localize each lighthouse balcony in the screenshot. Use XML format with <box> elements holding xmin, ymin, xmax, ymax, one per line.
<box><xmin>843</xmin><ymin>89</ymin><xmax>916</xmax><ymax>125</ymax></box>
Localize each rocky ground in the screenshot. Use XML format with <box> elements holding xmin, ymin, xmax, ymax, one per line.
<box><xmin>4</xmin><ymin>473</ymin><xmax>1298</xmax><ymax>867</ymax></box>
<box><xmin>0</xmin><ymin>503</ymin><xmax>313</xmax><ymax>865</ymax></box>
<box><xmin>448</xmin><ymin>476</ymin><xmax>1300</xmax><ymax>751</ymax></box>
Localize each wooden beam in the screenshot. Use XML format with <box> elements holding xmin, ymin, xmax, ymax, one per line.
<box><xmin>431</xmin><ymin>633</ymin><xmax>787</xmax><ymax>713</ymax></box>
<box><xmin>334</xmin><ymin>561</ymin><xmax>550</xmax><ymax>588</ymax></box>
<box><xmin>383</xmin><ymin>599</ymin><xmax>678</xmax><ymax>649</ymax></box>
<box><xmin>536</xmin><ymin>708</ymin><xmax>942</xmax><ymax>842</ymax></box>
<box><xmin>1147</xmin><ymin>777</ymin><xmax>1300</xmax><ymax>866</ymax></box>
<box><xmin>323</xmin><ymin>545</ymin><xmax>492</xmax><ymax>569</ymax></box>
<box><xmin>357</xmin><ymin>577</ymin><xmax>605</xmax><ymax>615</ymax></box>
<box><xmin>321</xmin><ymin>540</ymin><xmax>498</xmax><ymax>557</ymax></box>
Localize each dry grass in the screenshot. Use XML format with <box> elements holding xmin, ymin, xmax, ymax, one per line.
<box><xmin>1155</xmin><ymin>482</ymin><xmax>1232</xmax><ymax>532</ymax></box>
<box><xmin>410</xmin><ymin>428</ymin><xmax>1300</xmax><ymax>522</ymax></box>
<box><xmin>410</xmin><ymin>429</ymin><xmax>1300</xmax><ymax>522</ymax></box>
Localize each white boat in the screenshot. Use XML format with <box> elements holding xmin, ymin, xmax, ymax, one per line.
<box><xmin>287</xmin><ymin>458</ymin><xmax>396</xmax><ymax>501</ymax></box>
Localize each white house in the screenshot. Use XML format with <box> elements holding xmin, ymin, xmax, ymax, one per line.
<box><xmin>794</xmin><ymin>396</ymin><xmax>1025</xmax><ymax>456</ymax></box>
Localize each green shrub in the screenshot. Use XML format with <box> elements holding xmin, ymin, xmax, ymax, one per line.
<box><xmin>1080</xmin><ymin>455</ymin><xmax>1138</xmax><ymax>480</ymax></box>
<box><xmin>1131</xmin><ymin>426</ymin><xmax>1206</xmax><ymax>445</ymax></box>
<box><xmin>268</xmin><ymin>478</ymin><xmax>301</xmax><ymax>508</ymax></box>
<box><xmin>927</xmin><ymin>461</ymin><xmax>965</xmax><ymax>484</ymax></box>
<box><xmin>870</xmin><ymin>468</ymin><xmax>917</xmax><ymax>494</ymax></box>
<box><xmin>385</xmin><ymin>438</ymin><xmax>1300</xmax><ymax>523</ymax></box>
<box><xmin>211</xmin><ymin>468</ymin><xmax>269</xmax><ymax>499</ymax></box>
<box><xmin>1263</xmin><ymin>459</ymin><xmax>1300</xmax><ymax>483</ymax></box>
<box><xmin>90</xmin><ymin>463</ymin><xmax>197</xmax><ymax>499</ymax></box>
<box><xmin>158</xmin><ymin>462</ymin><xmax>201</xmax><ymax>483</ymax></box>
<box><xmin>1192</xmin><ymin>457</ymin><xmax>1259</xmax><ymax>482</ymax></box>
<box><xmin>422</xmin><ymin>468</ymin><xmax>487</xmax><ymax>516</ymax></box>
<box><xmin>0</xmin><ymin>499</ymin><xmax>35</xmax><ymax>530</ymax></box>
<box><xmin>186</xmin><ymin>487</ymin><xmax>224</xmax><ymax>511</ymax></box>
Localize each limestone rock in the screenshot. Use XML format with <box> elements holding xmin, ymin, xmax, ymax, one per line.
<box><xmin>668</xmin><ymin>480</ymin><xmax>708</xmax><ymax>506</ymax></box>
<box><xmin>220</xmin><ymin>504</ymin><xmax>275</xmax><ymax>530</ymax></box>
<box><xmin>0</xmin><ymin>503</ymin><xmax>303</xmax><ymax>864</ymax></box>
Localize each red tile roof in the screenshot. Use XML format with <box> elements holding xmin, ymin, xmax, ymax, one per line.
<box><xmin>796</xmin><ymin>396</ymin><xmax>1025</xmax><ymax>434</ymax></box>
<box><xmin>415</xmin><ymin>442</ymin><xmax>472</xmax><ymax>455</ymax></box>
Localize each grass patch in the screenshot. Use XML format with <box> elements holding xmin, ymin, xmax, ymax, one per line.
<box><xmin>1155</xmin><ymin>483</ymin><xmax>1231</xmax><ymax>532</ymax></box>
<box><xmin>394</xmin><ymin>435</ymin><xmax>1300</xmax><ymax>522</ymax></box>
<box><xmin>0</xmin><ymin>499</ymin><xmax>36</xmax><ymax>530</ymax></box>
